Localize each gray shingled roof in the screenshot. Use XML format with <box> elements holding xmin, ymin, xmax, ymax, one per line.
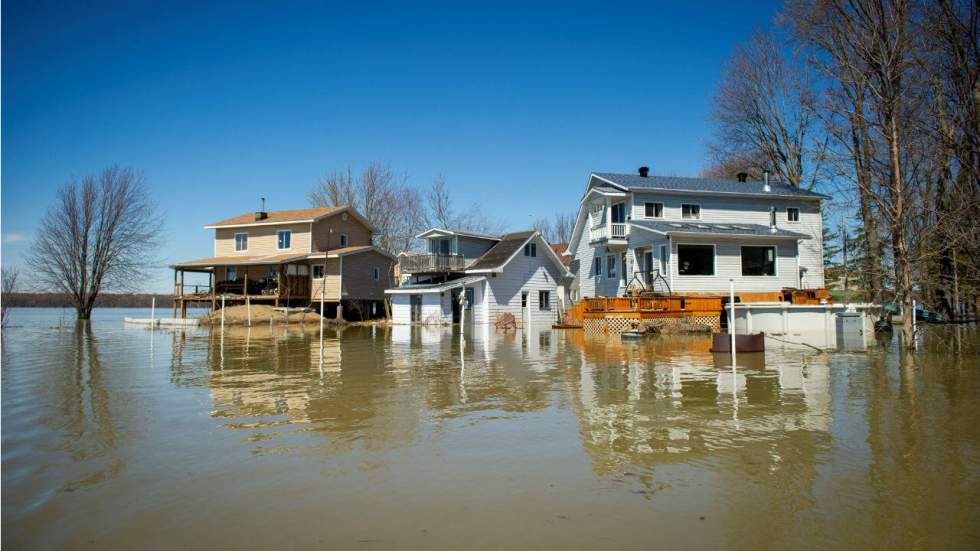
<box><xmin>593</xmin><ymin>172</ymin><xmax>828</xmax><ymax>199</ymax></box>
<box><xmin>466</xmin><ymin>231</ymin><xmax>536</xmax><ymax>271</ymax></box>
<box><xmin>385</xmin><ymin>275</ymin><xmax>486</xmax><ymax>294</ymax></box>
<box><xmin>631</xmin><ymin>220</ymin><xmax>811</xmax><ymax>239</ymax></box>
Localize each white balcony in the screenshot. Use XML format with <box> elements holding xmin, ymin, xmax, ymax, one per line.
<box><xmin>589</xmin><ymin>223</ymin><xmax>629</xmax><ymax>244</ymax></box>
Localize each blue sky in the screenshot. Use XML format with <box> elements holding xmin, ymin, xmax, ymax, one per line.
<box><xmin>2</xmin><ymin>0</ymin><xmax>781</xmax><ymax>292</ymax></box>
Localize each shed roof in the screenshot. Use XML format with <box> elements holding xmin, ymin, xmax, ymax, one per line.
<box><xmin>592</xmin><ymin>172</ymin><xmax>828</xmax><ymax>200</ymax></box>
<box><xmin>465</xmin><ymin>231</ymin><xmax>536</xmax><ymax>271</ymax></box>
<box><xmin>630</xmin><ymin>220</ymin><xmax>811</xmax><ymax>239</ymax></box>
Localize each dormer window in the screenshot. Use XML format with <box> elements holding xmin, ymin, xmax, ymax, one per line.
<box><xmin>234</xmin><ymin>232</ymin><xmax>248</xmax><ymax>251</ymax></box>
<box><xmin>277</xmin><ymin>230</ymin><xmax>291</xmax><ymax>250</ymax></box>
<box><xmin>681</xmin><ymin>204</ymin><xmax>701</xmax><ymax>220</ymax></box>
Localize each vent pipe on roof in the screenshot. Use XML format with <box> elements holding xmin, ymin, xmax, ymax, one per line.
<box><xmin>763</xmin><ymin>171</ymin><xmax>771</xmax><ymax>192</ymax></box>
<box><xmin>255</xmin><ymin>197</ymin><xmax>268</xmax><ymax>221</ymax></box>
<box><xmin>638</xmin><ymin>166</ymin><xmax>650</xmax><ymax>177</ymax></box>
<box><xmin>736</xmin><ymin>172</ymin><xmax>748</xmax><ymax>182</ymax></box>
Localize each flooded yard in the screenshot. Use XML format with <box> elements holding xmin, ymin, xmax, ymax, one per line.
<box><xmin>3</xmin><ymin>308</ymin><xmax>980</xmax><ymax>549</ymax></box>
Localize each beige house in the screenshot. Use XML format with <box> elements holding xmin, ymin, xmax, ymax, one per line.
<box><xmin>171</xmin><ymin>206</ymin><xmax>394</xmax><ymax>320</ymax></box>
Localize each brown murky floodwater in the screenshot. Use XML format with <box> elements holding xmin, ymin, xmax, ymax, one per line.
<box><xmin>3</xmin><ymin>308</ymin><xmax>980</xmax><ymax>550</ymax></box>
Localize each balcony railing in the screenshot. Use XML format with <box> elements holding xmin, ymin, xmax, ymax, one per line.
<box><xmin>400</xmin><ymin>253</ymin><xmax>466</xmax><ymax>274</ymax></box>
<box><xmin>589</xmin><ymin>223</ymin><xmax>630</xmax><ymax>243</ymax></box>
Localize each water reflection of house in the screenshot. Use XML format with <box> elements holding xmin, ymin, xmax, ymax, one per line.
<box><xmin>563</xmin><ymin>333</ymin><xmax>832</xmax><ymax>476</ymax></box>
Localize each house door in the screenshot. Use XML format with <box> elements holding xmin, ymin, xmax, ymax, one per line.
<box><xmin>521</xmin><ymin>291</ymin><xmax>529</xmax><ymax>328</ymax></box>
<box><xmin>410</xmin><ymin>295</ymin><xmax>422</xmax><ymax>322</ymax></box>
<box><xmin>643</xmin><ymin>250</ymin><xmax>654</xmax><ymax>287</ymax></box>
<box><xmin>451</xmin><ymin>288</ymin><xmax>462</xmax><ymax>323</ymax></box>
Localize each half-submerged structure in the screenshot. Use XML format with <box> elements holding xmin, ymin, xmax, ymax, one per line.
<box><xmin>386</xmin><ymin>228</ymin><xmax>572</xmax><ymax>326</ymax></box>
<box><xmin>171</xmin><ymin>205</ymin><xmax>394</xmax><ymax>320</ymax></box>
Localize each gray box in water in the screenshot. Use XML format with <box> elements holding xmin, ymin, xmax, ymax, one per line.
<box><xmin>836</xmin><ymin>311</ymin><xmax>865</xmax><ymax>351</ymax></box>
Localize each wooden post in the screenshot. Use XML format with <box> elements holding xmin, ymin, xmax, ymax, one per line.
<box><xmin>275</xmin><ymin>264</ymin><xmax>282</xmax><ymax>308</ymax></box>
<box><xmin>172</xmin><ymin>269</ymin><xmax>178</xmax><ymax>317</ymax></box>
<box><xmin>210</xmin><ymin>271</ymin><xmax>216</xmax><ymax>314</ymax></box>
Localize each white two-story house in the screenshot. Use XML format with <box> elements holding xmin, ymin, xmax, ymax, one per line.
<box><xmin>567</xmin><ymin>169</ymin><xmax>827</xmax><ymax>300</ymax></box>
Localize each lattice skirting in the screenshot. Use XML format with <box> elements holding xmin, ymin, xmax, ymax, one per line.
<box><xmin>584</xmin><ymin>315</ymin><xmax>720</xmax><ymax>334</ymax></box>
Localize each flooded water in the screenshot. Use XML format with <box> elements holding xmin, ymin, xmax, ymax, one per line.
<box><xmin>3</xmin><ymin>308</ymin><xmax>980</xmax><ymax>550</ymax></box>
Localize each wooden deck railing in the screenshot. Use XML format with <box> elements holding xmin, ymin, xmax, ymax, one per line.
<box><xmin>582</xmin><ymin>295</ymin><xmax>722</xmax><ymax>313</ymax></box>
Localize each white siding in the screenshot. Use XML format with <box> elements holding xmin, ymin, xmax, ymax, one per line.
<box><xmin>391</xmin><ymin>295</ymin><xmax>412</xmax><ymax>324</ymax></box>
<box><xmin>388</xmin><ymin>293</ymin><xmax>447</xmax><ymax>324</ymax></box>
<box><xmin>569</xmin><ymin>189</ymin><xmax>825</xmax><ymax>298</ymax></box>
<box><xmin>670</xmin><ymin>237</ymin><xmax>799</xmax><ymax>293</ymax></box>
<box><xmin>485</xmin><ymin>235</ymin><xmax>563</xmax><ymax>327</ymax></box>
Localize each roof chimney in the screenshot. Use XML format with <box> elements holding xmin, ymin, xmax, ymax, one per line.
<box><xmin>638</xmin><ymin>166</ymin><xmax>650</xmax><ymax>178</ymax></box>
<box><xmin>736</xmin><ymin>172</ymin><xmax>748</xmax><ymax>182</ymax></box>
<box><xmin>763</xmin><ymin>171</ymin><xmax>771</xmax><ymax>192</ymax></box>
<box><xmin>255</xmin><ymin>197</ymin><xmax>268</xmax><ymax>221</ymax></box>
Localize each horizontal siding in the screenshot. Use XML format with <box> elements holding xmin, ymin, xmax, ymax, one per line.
<box><xmin>670</xmin><ymin>237</ymin><xmax>798</xmax><ymax>293</ymax></box>
<box><xmin>310</xmin><ymin>215</ymin><xmax>372</xmax><ymax>251</ymax></box>
<box><xmin>310</xmin><ymin>259</ymin><xmax>341</xmax><ymax>300</ymax></box>
<box><xmin>485</xmin><ymin>235</ymin><xmax>564</xmax><ymax>328</ymax></box>
<box><xmin>215</xmin><ymin>223</ymin><xmax>311</xmax><ymax>256</ymax></box>
<box><xmin>341</xmin><ymin>251</ymin><xmax>394</xmax><ymax>300</ymax></box>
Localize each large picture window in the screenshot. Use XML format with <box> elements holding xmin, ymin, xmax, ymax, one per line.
<box><xmin>677</xmin><ymin>244</ymin><xmax>714</xmax><ymax>276</ymax></box>
<box><xmin>741</xmin><ymin>246</ymin><xmax>776</xmax><ymax>276</ymax></box>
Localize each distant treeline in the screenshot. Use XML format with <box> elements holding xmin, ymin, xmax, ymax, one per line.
<box><xmin>3</xmin><ymin>293</ymin><xmax>172</xmax><ymax>308</ymax></box>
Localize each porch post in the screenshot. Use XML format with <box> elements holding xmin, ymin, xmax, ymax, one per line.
<box><xmin>172</xmin><ymin>269</ymin><xmax>178</xmax><ymax>317</ymax></box>
<box><xmin>275</xmin><ymin>264</ymin><xmax>282</xmax><ymax>308</ymax></box>
<box><xmin>210</xmin><ymin>271</ymin><xmax>216</xmax><ymax>313</ymax></box>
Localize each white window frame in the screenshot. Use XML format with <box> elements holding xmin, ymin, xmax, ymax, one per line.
<box><xmin>234</xmin><ymin>232</ymin><xmax>248</xmax><ymax>252</ymax></box>
<box><xmin>312</xmin><ymin>264</ymin><xmax>324</xmax><ymax>279</ymax></box>
<box><xmin>277</xmin><ymin>229</ymin><xmax>291</xmax><ymax>250</ymax></box>
<box><xmin>786</xmin><ymin>207</ymin><xmax>800</xmax><ymax>223</ymax></box>
<box><xmin>339</xmin><ymin>233</ymin><xmax>348</xmax><ymax>248</ymax></box>
<box><xmin>740</xmin><ymin>245</ymin><xmax>779</xmax><ymax>277</ymax></box>
<box><xmin>644</xmin><ymin>202</ymin><xmax>663</xmax><ymax>219</ymax></box>
<box><xmin>606</xmin><ymin>254</ymin><xmax>617</xmax><ymax>279</ymax></box>
<box><xmin>538</xmin><ymin>290</ymin><xmax>551</xmax><ymax>311</ymax></box>
<box><xmin>675</xmin><ymin>243</ymin><xmax>716</xmax><ymax>277</ymax></box>
<box><xmin>681</xmin><ymin>203</ymin><xmax>701</xmax><ymax>220</ymax></box>
<box><xmin>524</xmin><ymin>243</ymin><xmax>537</xmax><ymax>257</ymax></box>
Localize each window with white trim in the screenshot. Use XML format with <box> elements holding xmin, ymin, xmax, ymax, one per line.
<box><xmin>606</xmin><ymin>255</ymin><xmax>617</xmax><ymax>279</ymax></box>
<box><xmin>234</xmin><ymin>232</ymin><xmax>248</xmax><ymax>251</ymax></box>
<box><xmin>644</xmin><ymin>202</ymin><xmax>663</xmax><ymax>218</ymax></box>
<box><xmin>681</xmin><ymin>204</ymin><xmax>701</xmax><ymax>220</ymax></box>
<box><xmin>741</xmin><ymin>246</ymin><xmax>777</xmax><ymax>276</ymax></box>
<box><xmin>524</xmin><ymin>243</ymin><xmax>537</xmax><ymax>257</ymax></box>
<box><xmin>277</xmin><ymin>230</ymin><xmax>291</xmax><ymax>250</ymax></box>
<box><xmin>787</xmin><ymin>207</ymin><xmax>800</xmax><ymax>222</ymax></box>
<box><xmin>677</xmin><ymin>244</ymin><xmax>714</xmax><ymax>275</ymax></box>
<box><xmin>539</xmin><ymin>290</ymin><xmax>551</xmax><ymax>311</ymax></box>
<box><xmin>594</xmin><ymin>256</ymin><xmax>602</xmax><ymax>277</ymax></box>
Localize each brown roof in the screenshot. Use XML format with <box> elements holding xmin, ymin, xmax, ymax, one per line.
<box><xmin>549</xmin><ymin>243</ymin><xmax>572</xmax><ymax>266</ymax></box>
<box><xmin>171</xmin><ymin>252</ymin><xmax>309</xmax><ymax>269</ymax></box>
<box><xmin>206</xmin><ymin>206</ymin><xmax>345</xmax><ymax>227</ymax></box>
<box><xmin>466</xmin><ymin>231</ymin><xmax>536</xmax><ymax>271</ymax></box>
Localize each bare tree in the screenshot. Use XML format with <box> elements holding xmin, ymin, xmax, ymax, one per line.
<box><xmin>308</xmin><ymin>162</ymin><xmax>426</xmax><ymax>254</ymax></box>
<box><xmin>1</xmin><ymin>266</ymin><xmax>19</xmax><ymax>328</ymax></box>
<box><xmin>532</xmin><ymin>212</ymin><xmax>576</xmax><ymax>244</ymax></box>
<box><xmin>707</xmin><ymin>30</ymin><xmax>825</xmax><ymax>188</ymax></box>
<box><xmin>28</xmin><ymin>166</ymin><xmax>163</xmax><ymax>320</ymax></box>
<box><xmin>425</xmin><ymin>176</ymin><xmax>505</xmax><ymax>235</ymax></box>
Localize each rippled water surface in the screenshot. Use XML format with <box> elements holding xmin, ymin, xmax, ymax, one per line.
<box><xmin>3</xmin><ymin>308</ymin><xmax>980</xmax><ymax>550</ymax></box>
